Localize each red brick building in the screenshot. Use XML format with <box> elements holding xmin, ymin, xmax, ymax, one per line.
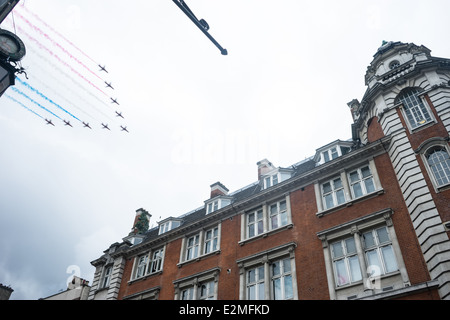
<box><xmin>88</xmin><ymin>41</ymin><xmax>450</xmax><ymax>300</ymax></box>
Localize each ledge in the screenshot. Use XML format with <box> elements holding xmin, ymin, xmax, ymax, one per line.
<box><xmin>316</xmin><ymin>189</ymin><xmax>385</xmax><ymax>218</ymax></box>
<box><xmin>238</xmin><ymin>223</ymin><xmax>294</xmax><ymax>246</ymax></box>
<box><xmin>177</xmin><ymin>250</ymin><xmax>221</xmax><ymax>268</ymax></box>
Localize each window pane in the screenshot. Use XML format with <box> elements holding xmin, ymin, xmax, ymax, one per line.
<box><xmin>283</xmin><ymin>258</ymin><xmax>291</xmax><ymax>273</ymax></box>
<box><xmin>361</xmin><ymin>166</ymin><xmax>371</xmax><ymax>178</ymax></box>
<box><xmin>345</xmin><ymin>238</ymin><xmax>356</xmax><ymax>254</ymax></box>
<box><xmin>364</xmin><ymin>178</ymin><xmax>375</xmax><ymax>193</ymax></box>
<box><xmin>272</xmin><ymin>261</ymin><xmax>280</xmax><ymax>276</ymax></box>
<box><xmin>248</xmin><ymin>285</ymin><xmax>256</xmax><ymax>300</ymax></box>
<box><xmin>336</xmin><ymin>189</ymin><xmax>345</xmax><ymax>204</ymax></box>
<box><xmin>258</xmin><ymin>266</ymin><xmax>265</xmax><ymax>280</ymax></box>
<box><xmin>323</xmin><ymin>182</ymin><xmax>332</xmax><ymax>193</ymax></box>
<box><xmin>270</xmin><ymin>204</ymin><xmax>278</xmax><ymax>215</ymax></box>
<box><xmin>258</xmin><ymin>220</ymin><xmax>264</xmax><ymax>234</ymax></box>
<box><xmin>363</xmin><ymin>231</ymin><xmax>375</xmax><ymax>248</ymax></box>
<box><xmin>284</xmin><ymin>275</ymin><xmax>293</xmax><ymax>299</ymax></box>
<box><xmin>280</xmin><ymin>201</ymin><xmax>286</xmax><ymax>212</ymax></box>
<box><xmin>335</xmin><ymin>259</ymin><xmax>348</xmax><ymax>285</ymax></box>
<box><xmin>332</xmin><ymin>242</ymin><xmax>344</xmax><ymax>258</ymax></box>
<box><xmin>366</xmin><ymin>250</ymin><xmax>382</xmax><ymax>275</ymax></box>
<box><xmin>324</xmin><ymin>194</ymin><xmax>334</xmax><ymax>209</ymax></box>
<box><xmin>272</xmin><ymin>174</ymin><xmax>278</xmax><ymax>185</ymax></box>
<box><xmin>248</xmin><ymin>269</ymin><xmax>255</xmax><ymax>283</ymax></box>
<box><xmin>381</xmin><ymin>246</ymin><xmax>398</xmax><ymax>273</ymax></box>
<box><xmin>248</xmin><ymin>212</ymin><xmax>255</xmax><ymax>223</ymax></box>
<box><xmin>273</xmin><ymin>278</ymin><xmax>282</xmax><ymax>300</ymax></box>
<box><xmin>352</xmin><ymin>182</ymin><xmax>363</xmax><ymax>198</ymax></box>
<box><xmin>349</xmin><ymin>171</ymin><xmax>360</xmax><ymax>183</ymax></box>
<box><xmin>333</xmin><ymin>178</ymin><xmax>342</xmax><ymax>189</ymax></box>
<box><xmin>271</xmin><ymin>215</ymin><xmax>278</xmax><ymax>229</ymax></box>
<box><xmin>331</xmin><ymin>148</ymin><xmax>338</xmax><ymax>159</ymax></box>
<box><xmin>348</xmin><ymin>255</ymin><xmax>362</xmax><ymax>282</ymax></box>
<box><xmin>376</xmin><ymin>227</ymin><xmax>390</xmax><ymax>244</ymax></box>
<box><xmin>258</xmin><ymin>283</ymin><xmax>265</xmax><ymax>300</ymax></box>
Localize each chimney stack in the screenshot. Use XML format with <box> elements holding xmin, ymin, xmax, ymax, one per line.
<box><xmin>210</xmin><ymin>182</ymin><xmax>229</xmax><ymax>198</ymax></box>
<box><xmin>131</xmin><ymin>208</ymin><xmax>151</xmax><ymax>235</ymax></box>
<box><xmin>257</xmin><ymin>159</ymin><xmax>276</xmax><ymax>180</ymax></box>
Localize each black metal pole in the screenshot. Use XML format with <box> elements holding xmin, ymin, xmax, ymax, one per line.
<box><xmin>172</xmin><ymin>0</ymin><xmax>227</xmax><ymax>55</ymax></box>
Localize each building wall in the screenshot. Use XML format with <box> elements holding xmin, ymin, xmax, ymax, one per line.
<box><xmin>115</xmin><ymin>148</ymin><xmax>438</xmax><ymax>300</ymax></box>
<box><xmin>90</xmin><ymin>41</ymin><xmax>449</xmax><ymax>301</ymax></box>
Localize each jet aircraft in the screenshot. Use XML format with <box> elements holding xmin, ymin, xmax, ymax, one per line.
<box><xmin>83</xmin><ymin>122</ymin><xmax>92</xmax><ymax>129</ymax></box>
<box><xmin>120</xmin><ymin>126</ymin><xmax>129</xmax><ymax>133</ymax></box>
<box><xmin>45</xmin><ymin>119</ymin><xmax>55</xmax><ymax>126</ymax></box>
<box><xmin>115</xmin><ymin>111</ymin><xmax>124</xmax><ymax>118</ymax></box>
<box><xmin>99</xmin><ymin>65</ymin><xmax>108</xmax><ymax>73</ymax></box>
<box><xmin>111</xmin><ymin>98</ymin><xmax>120</xmax><ymax>105</ymax></box>
<box><xmin>105</xmin><ymin>82</ymin><xmax>114</xmax><ymax>90</ymax></box>
<box><xmin>63</xmin><ymin>120</ymin><xmax>73</xmax><ymax>127</ymax></box>
<box><xmin>102</xmin><ymin>123</ymin><xmax>111</xmax><ymax>130</ymax></box>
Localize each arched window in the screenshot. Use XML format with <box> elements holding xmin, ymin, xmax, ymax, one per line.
<box><xmin>426</xmin><ymin>146</ymin><xmax>450</xmax><ymax>187</ymax></box>
<box><xmin>396</xmin><ymin>88</ymin><xmax>432</xmax><ymax>129</ymax></box>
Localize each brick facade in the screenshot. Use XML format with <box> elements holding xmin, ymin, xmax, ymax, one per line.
<box><xmin>88</xmin><ymin>41</ymin><xmax>449</xmax><ymax>300</ymax></box>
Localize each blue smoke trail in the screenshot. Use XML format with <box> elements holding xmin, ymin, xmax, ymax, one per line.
<box><xmin>16</xmin><ymin>77</ymin><xmax>81</xmax><ymax>122</ymax></box>
<box><xmin>10</xmin><ymin>87</ymin><xmax>62</xmax><ymax>120</ymax></box>
<box><xmin>5</xmin><ymin>94</ymin><xmax>44</xmax><ymax>119</ymax></box>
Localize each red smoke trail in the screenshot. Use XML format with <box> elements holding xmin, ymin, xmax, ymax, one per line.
<box><xmin>18</xmin><ymin>4</ymin><xmax>99</xmax><ymax>66</ymax></box>
<box><xmin>14</xmin><ymin>11</ymin><xmax>103</xmax><ymax>82</ymax></box>
<box><xmin>25</xmin><ymin>44</ymin><xmax>112</xmax><ymax>112</ymax></box>
<box><xmin>15</xmin><ymin>24</ymin><xmax>109</xmax><ymax>98</ymax></box>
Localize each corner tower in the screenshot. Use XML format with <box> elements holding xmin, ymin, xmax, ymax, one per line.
<box><xmin>349</xmin><ymin>41</ymin><xmax>450</xmax><ymax>299</ymax></box>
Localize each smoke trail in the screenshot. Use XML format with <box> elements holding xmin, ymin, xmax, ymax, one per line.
<box><xmin>18</xmin><ymin>4</ymin><xmax>99</xmax><ymax>66</ymax></box>
<box><xmin>14</xmin><ymin>23</ymin><xmax>109</xmax><ymax>98</ymax></box>
<box><xmin>25</xmin><ymin>44</ymin><xmax>113</xmax><ymax>114</ymax></box>
<box><xmin>5</xmin><ymin>94</ymin><xmax>44</xmax><ymax>119</ymax></box>
<box><xmin>16</xmin><ymin>77</ymin><xmax>81</xmax><ymax>121</ymax></box>
<box><xmin>10</xmin><ymin>87</ymin><xmax>62</xmax><ymax>120</ymax></box>
<box><xmin>14</xmin><ymin>10</ymin><xmax>103</xmax><ymax>82</ymax></box>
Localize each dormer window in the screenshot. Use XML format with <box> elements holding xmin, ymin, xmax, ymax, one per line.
<box><xmin>205</xmin><ymin>197</ymin><xmax>232</xmax><ymax>214</ymax></box>
<box><xmin>315</xmin><ymin>141</ymin><xmax>353</xmax><ymax>166</ymax></box>
<box><xmin>158</xmin><ymin>218</ymin><xmax>182</xmax><ymax>235</ymax></box>
<box><xmin>264</xmin><ymin>174</ymin><xmax>279</xmax><ymax>189</ymax></box>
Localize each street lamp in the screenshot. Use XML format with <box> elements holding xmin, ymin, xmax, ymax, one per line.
<box><xmin>0</xmin><ymin>27</ymin><xmax>26</xmax><ymax>97</ymax></box>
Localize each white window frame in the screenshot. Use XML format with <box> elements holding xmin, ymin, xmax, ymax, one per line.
<box><xmin>240</xmin><ymin>195</ymin><xmax>293</xmax><ymax>243</ymax></box>
<box><xmin>246</xmin><ymin>265</ymin><xmax>265</xmax><ymax>300</ymax></box>
<box><xmin>131</xmin><ymin>246</ymin><xmax>166</xmax><ymax>281</ymax></box>
<box><xmin>205</xmin><ymin>197</ymin><xmax>232</xmax><ymax>214</ymax></box>
<box><xmin>422</xmin><ymin>144</ymin><xmax>450</xmax><ymax>191</ymax></box>
<box><xmin>317</xmin><ymin>209</ymin><xmax>410</xmax><ymax>300</ymax></box>
<box><xmin>348</xmin><ymin>165</ymin><xmax>376</xmax><ymax>199</ymax></box>
<box><xmin>397</xmin><ymin>89</ymin><xmax>435</xmax><ymax>132</ymax></box>
<box><xmin>330</xmin><ymin>237</ymin><xmax>362</xmax><ymax>287</ymax></box>
<box><xmin>271</xmin><ymin>257</ymin><xmax>294</xmax><ymax>300</ymax></box>
<box><xmin>237</xmin><ymin>242</ymin><xmax>298</xmax><ymax>300</ymax></box>
<box><xmin>179</xmin><ymin>224</ymin><xmax>221</xmax><ymax>265</ymax></box>
<box><xmin>101</xmin><ymin>265</ymin><xmax>112</xmax><ymax>288</ymax></box>
<box><xmin>174</xmin><ymin>268</ymin><xmax>220</xmax><ymax>300</ymax></box>
<box><xmin>321</xmin><ymin>176</ymin><xmax>346</xmax><ymax>209</ymax></box>
<box><xmin>362</xmin><ymin>226</ymin><xmax>399</xmax><ymax>277</ymax></box>
<box><xmin>264</xmin><ymin>173</ymin><xmax>279</xmax><ymax>189</ymax></box>
<box><xmin>315</xmin><ymin>160</ymin><xmax>383</xmax><ymax>215</ymax></box>
<box><xmin>158</xmin><ymin>219</ymin><xmax>181</xmax><ymax>235</ymax></box>
<box><xmin>246</xmin><ymin>209</ymin><xmax>264</xmax><ymax>239</ymax></box>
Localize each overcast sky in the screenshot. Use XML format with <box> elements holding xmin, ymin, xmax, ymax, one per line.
<box><xmin>1</xmin><ymin>0</ymin><xmax>449</xmax><ymax>300</ymax></box>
